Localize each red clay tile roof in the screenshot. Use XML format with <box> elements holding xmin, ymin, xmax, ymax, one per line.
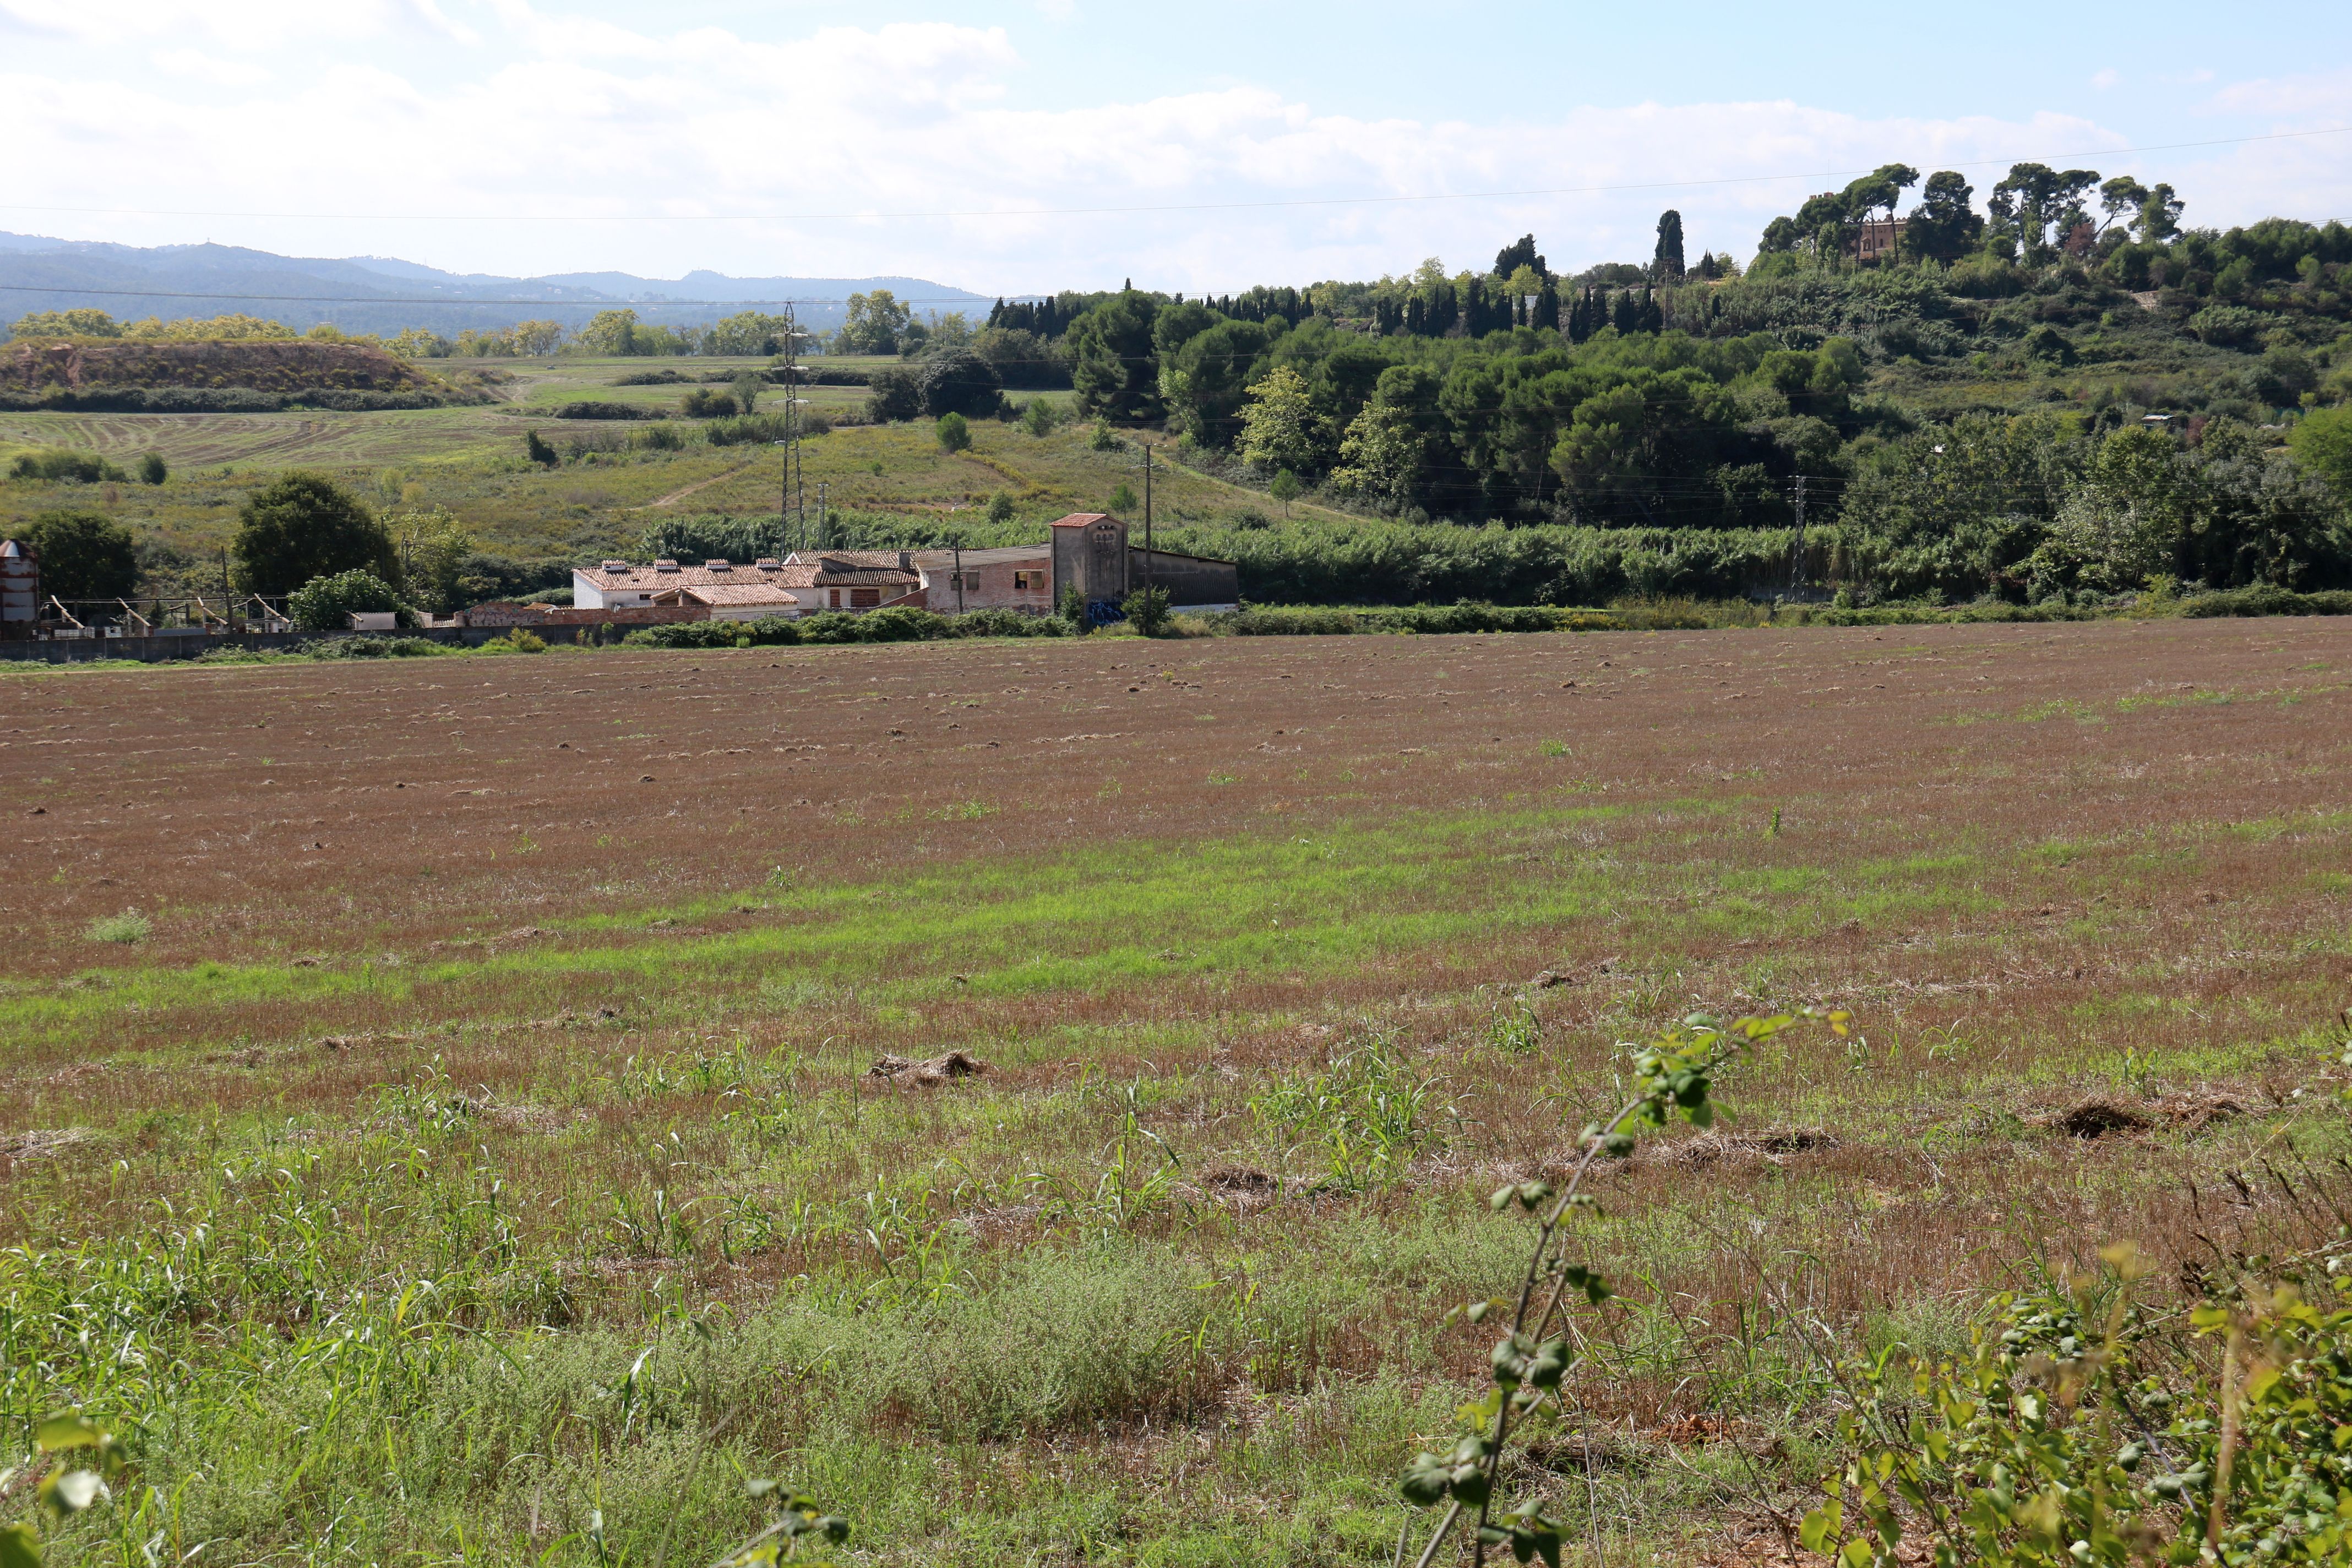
<box><xmin>658</xmin><ymin>583</ymin><xmax>805</xmax><ymax>607</ymax></box>
<box><xmin>578</xmin><ymin>560</ymin><xmax>787</xmax><ymax>592</ymax></box>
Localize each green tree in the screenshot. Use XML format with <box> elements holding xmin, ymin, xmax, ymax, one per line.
<box><xmin>21</xmin><ymin>509</ymin><xmax>139</xmax><ymax>602</ymax></box>
<box><xmin>525</xmin><ymin>429</ymin><xmax>558</xmax><ymax>466</ymax></box>
<box><xmin>1161</xmin><ymin>318</ymin><xmax>1271</xmax><ymax>447</ymax></box>
<box><xmin>511</xmin><ymin>320</ymin><xmax>566</xmax><ymax>356</ymax></box>
<box><xmin>387</xmin><ymin>326</ymin><xmax>453</xmax><ymax>359</ymax></box>
<box><xmin>1269</xmin><ymin>470</ymin><xmax>1302</xmax><ymax>518</ymax></box>
<box><xmin>1989</xmin><ymin>163</ymin><xmax>2099</xmax><ymax>262</ymax></box>
<box><xmin>1491</xmin><ymin>235</ymin><xmax>1547</xmax><ymax>280</ymax></box>
<box><xmin>575</xmin><ymin>309</ymin><xmax>641</xmax><ymax>356</ymax></box>
<box><xmin>831</xmin><ymin>290</ymin><xmax>911</xmax><ymax>355</ymax></box>
<box><xmin>11</xmin><ymin>308</ymin><xmax>122</xmax><ymax>339</ymax></box>
<box><xmin>866</xmin><ymin>366</ymin><xmax>922</xmax><ymax>423</ymax></box>
<box><xmin>2288</xmin><ymin>405</ymin><xmax>2352</xmax><ymax>497</ymax></box>
<box><xmin>2133</xmin><ymin>182</ymin><xmax>2184</xmax><ymax>243</ymax></box>
<box><xmin>704</xmin><ymin>311</ymin><xmax>795</xmax><ymax>356</ymax></box>
<box><xmin>1329</xmin><ymin>364</ymin><xmax>1446</xmax><ymax>511</ymax></box>
<box><xmin>1065</xmin><ymin>291</ymin><xmax>1163</xmax><ymax>422</ymax></box>
<box><xmin>1237</xmin><ymin>366</ymin><xmax>1329</xmax><ymax>473</ymax></box>
<box><xmin>288</xmin><ymin>569</ymin><xmax>405</xmax><ymax>632</ymax></box>
<box><xmin>1652</xmin><ymin>211</ymin><xmax>1685</xmax><ymax>280</ymax></box>
<box><xmin>919</xmin><ymin>348</ymin><xmax>1004</xmax><ymax>418</ymax></box>
<box><xmin>389</xmin><ymin>505</ymin><xmax>474</xmax><ymax>614</ymax></box>
<box><xmin>935</xmin><ymin>411</ymin><xmax>971</xmax><ymax>453</ymax></box>
<box><xmin>1902</xmin><ymin>171</ymin><xmax>1983</xmax><ymax>263</ymax></box>
<box><xmin>136</xmin><ymin>453</ymin><xmax>167</xmax><ymax>486</ymax></box>
<box><xmin>2095</xmin><ymin>175</ymin><xmax>2147</xmax><ymax>242</ymax></box>
<box><xmin>231</xmin><ymin>472</ymin><xmax>398</xmax><ymax>596</ymax></box>
<box><xmin>1019</xmin><ymin>397</ymin><xmax>1057</xmax><ymax>437</ymax></box>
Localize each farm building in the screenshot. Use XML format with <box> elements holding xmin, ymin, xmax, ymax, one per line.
<box><xmin>569</xmin><ymin>518</ymin><xmax>1236</xmax><ymax>625</ymax></box>
<box><xmin>908</xmin><ymin>516</ymin><xmax>1237</xmax><ymax>617</ymax></box>
<box><xmin>573</xmin><ymin>555</ymin><xmax>923</xmax><ymax>620</ymax></box>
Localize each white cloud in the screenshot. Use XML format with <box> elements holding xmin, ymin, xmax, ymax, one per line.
<box><xmin>149</xmin><ymin>47</ymin><xmax>272</xmax><ymax>86</ymax></box>
<box><xmin>2091</xmin><ymin>68</ymin><xmax>2119</xmax><ymax>91</ymax></box>
<box><xmin>1</xmin><ymin>9</ymin><xmax>2326</xmax><ymax>292</ymax></box>
<box><xmin>2204</xmin><ymin>66</ymin><xmax>2352</xmax><ymax>121</ymax></box>
<box><xmin>1</xmin><ymin>0</ymin><xmax>464</xmax><ymax>47</ymax></box>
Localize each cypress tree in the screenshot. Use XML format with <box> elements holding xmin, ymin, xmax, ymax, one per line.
<box><xmin>1536</xmin><ymin>279</ymin><xmax>1560</xmax><ymax>333</ymax></box>
<box><xmin>1640</xmin><ymin>285</ymin><xmax>1663</xmax><ymax>334</ymax></box>
<box><xmin>1654</xmin><ymin>210</ymin><xmax>1686</xmax><ymax>280</ymax></box>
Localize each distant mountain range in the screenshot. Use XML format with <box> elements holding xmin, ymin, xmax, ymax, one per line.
<box><xmin>0</xmin><ymin>233</ymin><xmax>992</xmax><ymax>337</ymax></box>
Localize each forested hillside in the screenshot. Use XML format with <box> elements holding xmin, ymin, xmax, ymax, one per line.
<box><xmin>959</xmin><ymin>162</ymin><xmax>2352</xmax><ymax>605</ymax></box>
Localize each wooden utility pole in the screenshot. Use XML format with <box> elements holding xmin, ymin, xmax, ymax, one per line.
<box><xmin>1141</xmin><ymin>443</ymin><xmax>1154</xmax><ymax>589</ymax></box>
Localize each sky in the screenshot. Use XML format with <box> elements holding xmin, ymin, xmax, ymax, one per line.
<box><xmin>2</xmin><ymin>0</ymin><xmax>2348</xmax><ymax>299</ymax></box>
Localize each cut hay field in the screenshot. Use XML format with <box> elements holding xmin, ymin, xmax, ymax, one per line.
<box><xmin>1</xmin><ymin>619</ymin><xmax>2348</xmax><ymax>1566</ymax></box>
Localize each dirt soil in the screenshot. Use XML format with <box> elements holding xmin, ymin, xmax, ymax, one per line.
<box><xmin>6</xmin><ymin>617</ymin><xmax>2348</xmax><ymax>990</ymax></box>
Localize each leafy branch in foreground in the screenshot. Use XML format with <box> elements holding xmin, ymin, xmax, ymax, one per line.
<box><xmin>1396</xmin><ymin>1008</ymin><xmax>1844</xmax><ymax>1568</ymax></box>
<box><xmin>711</xmin><ymin>1478</ymin><xmax>850</xmax><ymax>1567</ymax></box>
<box><xmin>0</xmin><ymin>1411</ymin><xmax>130</xmax><ymax>1566</ymax></box>
<box><xmin>1800</xmin><ymin>1231</ymin><xmax>2352</xmax><ymax>1568</ymax></box>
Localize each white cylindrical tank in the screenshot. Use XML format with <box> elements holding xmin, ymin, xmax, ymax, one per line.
<box><xmin>0</xmin><ymin>539</ymin><xmax>37</xmax><ymax>628</ymax></box>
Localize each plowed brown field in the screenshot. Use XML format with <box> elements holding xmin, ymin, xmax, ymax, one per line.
<box><xmin>1</xmin><ymin>618</ymin><xmax>2347</xmax><ymax>1566</ymax></box>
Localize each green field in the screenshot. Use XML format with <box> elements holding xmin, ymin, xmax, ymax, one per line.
<box><xmin>0</xmin><ymin>380</ymin><xmax>1341</xmax><ymax>596</ymax></box>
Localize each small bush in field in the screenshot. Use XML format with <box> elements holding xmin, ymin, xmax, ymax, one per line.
<box><xmin>86</xmin><ymin>910</ymin><xmax>151</xmax><ymax>945</ymax></box>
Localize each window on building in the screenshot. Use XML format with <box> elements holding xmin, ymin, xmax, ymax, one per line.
<box><xmin>850</xmin><ymin>588</ymin><xmax>881</xmax><ymax>608</ymax></box>
<box><xmin>827</xmin><ymin>589</ymin><xmax>841</xmax><ymax>608</ymax></box>
<box><xmin>1014</xmin><ymin>570</ymin><xmax>1043</xmax><ymax>591</ymax></box>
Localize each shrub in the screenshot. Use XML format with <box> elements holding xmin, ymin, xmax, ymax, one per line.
<box><xmin>8</xmin><ymin>448</ymin><xmax>126</xmax><ymax>483</ymax></box>
<box><xmin>525</xmin><ymin>429</ymin><xmax>558</xmax><ymax>467</ymax></box>
<box><xmin>918</xmin><ymin>347</ymin><xmax>1004</xmax><ymax>420</ymax></box>
<box><xmin>1122</xmin><ymin>585</ymin><xmax>1171</xmax><ymax>636</ymax></box>
<box><xmin>288</xmin><ymin>569</ymin><xmax>404</xmax><ymax>631</ymax></box>
<box><xmin>85</xmin><ymin>910</ymin><xmax>151</xmax><ymax>945</ymax></box>
<box><xmin>552</xmin><ymin>400</ymin><xmax>644</xmax><ymax>421</ymax></box>
<box><xmin>985</xmin><ymin>491</ymin><xmax>1015</xmax><ymax>524</ymax></box>
<box><xmin>1020</xmin><ymin>398</ymin><xmax>1057</xmax><ymax>437</ymax></box>
<box><xmin>298</xmin><ymin>635</ymin><xmax>446</xmax><ymax>659</ymax></box>
<box><xmin>633</xmin><ymin>421</ymin><xmax>685</xmax><ymax>451</ymax></box>
<box><xmin>135</xmin><ymin>453</ymin><xmax>167</xmax><ymax>485</ymax></box>
<box><xmin>1204</xmin><ymin>605</ymin><xmax>1359</xmax><ymax>636</ymax></box>
<box><xmin>481</xmin><ymin>628</ymin><xmax>547</xmax><ymax>653</ymax></box>
<box><xmin>624</xmin><ymin>607</ymin><xmax>1070</xmax><ymax>650</ymax></box>
<box><xmin>1090</xmin><ymin>420</ymin><xmax>1122</xmax><ymax>451</ymax></box>
<box><xmin>936</xmin><ymin>412</ymin><xmax>971</xmax><ymax>453</ymax></box>
<box><xmin>704</xmin><ymin>412</ymin><xmax>797</xmax><ymax>448</ymax></box>
<box><xmin>1806</xmin><ymin>1241</ymin><xmax>2352</xmax><ymax>1568</ymax></box>
<box><xmin>867</xmin><ymin>366</ymin><xmax>923</xmax><ymax>423</ymax></box>
<box><xmin>680</xmin><ymin>387</ymin><xmax>737</xmax><ymax>418</ymax></box>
